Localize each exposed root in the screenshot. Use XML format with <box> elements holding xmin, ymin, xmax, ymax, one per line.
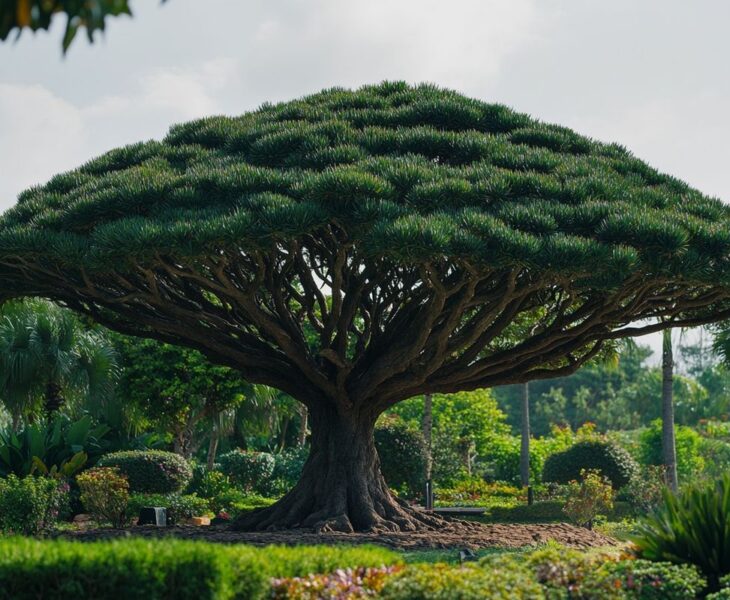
<box><xmin>232</xmin><ymin>487</ymin><xmax>451</xmax><ymax>533</ymax></box>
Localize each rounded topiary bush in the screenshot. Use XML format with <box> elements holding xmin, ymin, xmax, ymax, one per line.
<box><xmin>542</xmin><ymin>440</ymin><xmax>637</xmax><ymax>489</ymax></box>
<box><xmin>374</xmin><ymin>416</ymin><xmax>427</xmax><ymax>499</ymax></box>
<box><xmin>98</xmin><ymin>450</ymin><xmax>192</xmax><ymax>494</ymax></box>
<box><xmin>218</xmin><ymin>450</ymin><xmax>275</xmax><ymax>491</ymax></box>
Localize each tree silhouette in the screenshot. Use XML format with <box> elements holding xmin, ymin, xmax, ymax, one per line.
<box><xmin>1</xmin><ymin>82</ymin><xmax>729</xmax><ymax>532</ymax></box>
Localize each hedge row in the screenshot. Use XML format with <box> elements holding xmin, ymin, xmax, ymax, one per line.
<box><xmin>0</xmin><ymin>538</ymin><xmax>398</xmax><ymax>600</ymax></box>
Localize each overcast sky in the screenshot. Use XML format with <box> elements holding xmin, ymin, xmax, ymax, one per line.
<box><xmin>1</xmin><ymin>0</ymin><xmax>728</xmax><ymax>361</ymax></box>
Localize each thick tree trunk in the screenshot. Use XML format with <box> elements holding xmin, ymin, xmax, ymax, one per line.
<box><xmin>520</xmin><ymin>382</ymin><xmax>530</xmax><ymax>490</ymax></box>
<box><xmin>233</xmin><ymin>403</ymin><xmax>445</xmax><ymax>532</ymax></box>
<box><xmin>662</xmin><ymin>329</ymin><xmax>679</xmax><ymax>492</ymax></box>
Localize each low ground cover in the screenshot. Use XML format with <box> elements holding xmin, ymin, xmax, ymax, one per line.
<box><xmin>0</xmin><ymin>537</ymin><xmax>713</xmax><ymax>600</ymax></box>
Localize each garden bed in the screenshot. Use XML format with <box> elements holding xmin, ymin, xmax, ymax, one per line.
<box><xmin>55</xmin><ymin>520</ymin><xmax>618</xmax><ymax>550</ymax></box>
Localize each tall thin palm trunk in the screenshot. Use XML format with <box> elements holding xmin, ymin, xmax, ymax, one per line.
<box><xmin>297</xmin><ymin>405</ymin><xmax>308</xmax><ymax>447</ymax></box>
<box><xmin>422</xmin><ymin>393</ymin><xmax>433</xmax><ymax>482</ymax></box>
<box><xmin>520</xmin><ymin>382</ymin><xmax>530</xmax><ymax>491</ymax></box>
<box><xmin>207</xmin><ymin>429</ymin><xmax>219</xmax><ymax>470</ymax></box>
<box><xmin>662</xmin><ymin>328</ymin><xmax>679</xmax><ymax>492</ymax></box>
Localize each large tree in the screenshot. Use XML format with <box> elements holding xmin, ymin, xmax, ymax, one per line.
<box><xmin>0</xmin><ymin>82</ymin><xmax>729</xmax><ymax>532</ymax></box>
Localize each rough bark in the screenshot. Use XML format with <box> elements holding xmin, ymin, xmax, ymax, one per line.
<box><xmin>662</xmin><ymin>329</ymin><xmax>679</xmax><ymax>492</ymax></box>
<box><xmin>233</xmin><ymin>402</ymin><xmax>446</xmax><ymax>532</ymax></box>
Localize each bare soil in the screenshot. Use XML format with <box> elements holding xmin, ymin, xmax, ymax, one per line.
<box><xmin>55</xmin><ymin>520</ymin><xmax>617</xmax><ymax>550</ymax></box>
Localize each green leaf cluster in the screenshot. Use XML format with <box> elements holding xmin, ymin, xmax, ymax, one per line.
<box><xmin>3</xmin><ymin>82</ymin><xmax>728</xmax><ymax>291</ymax></box>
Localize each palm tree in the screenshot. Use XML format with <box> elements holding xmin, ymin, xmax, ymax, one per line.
<box><xmin>0</xmin><ymin>299</ymin><xmax>118</xmax><ymax>429</ymax></box>
<box><xmin>520</xmin><ymin>382</ymin><xmax>531</xmax><ymax>502</ymax></box>
<box><xmin>662</xmin><ymin>328</ymin><xmax>679</xmax><ymax>491</ymax></box>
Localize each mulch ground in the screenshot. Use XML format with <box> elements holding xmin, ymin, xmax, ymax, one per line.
<box><xmin>56</xmin><ymin>521</ymin><xmax>618</xmax><ymax>550</ymax></box>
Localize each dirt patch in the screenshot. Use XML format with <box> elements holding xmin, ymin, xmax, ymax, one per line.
<box><xmin>55</xmin><ymin>521</ymin><xmax>617</xmax><ymax>550</ymax></box>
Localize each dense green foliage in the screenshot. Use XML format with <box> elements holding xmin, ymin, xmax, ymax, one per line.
<box><xmin>217</xmin><ymin>449</ymin><xmax>275</xmax><ymax>491</ymax></box>
<box><xmin>111</xmin><ymin>333</ymin><xmax>246</xmax><ymax>457</ymax></box>
<box><xmin>391</xmin><ymin>390</ymin><xmax>511</xmax><ymax>484</ymax></box>
<box><xmin>0</xmin><ymin>475</ymin><xmax>67</xmax><ymax>535</ymax></box>
<box><xmin>0</xmin><ymin>299</ymin><xmax>118</xmax><ymax>427</ymax></box>
<box><xmin>0</xmin><ymin>537</ymin><xmax>399</xmax><ymax>600</ymax></box>
<box><xmin>1</xmin><ymin>83</ymin><xmax>728</xmax><ymax>406</ymax></box>
<box><xmin>380</xmin><ymin>546</ymin><xmax>705</xmax><ymax>600</ymax></box>
<box><xmin>380</xmin><ymin>563</ymin><xmax>543</xmax><ymax>599</ymax></box>
<box><xmin>0</xmin><ymin>415</ymin><xmax>110</xmax><ymax>478</ymax></box>
<box><xmin>485</xmin><ymin>546</ymin><xmax>706</xmax><ymax>600</ymax></box>
<box><xmin>6</xmin><ymin>82</ymin><xmax>727</xmax><ymax>279</ymax></box>
<box><xmin>77</xmin><ymin>467</ymin><xmax>129</xmax><ymax>528</ymax></box>
<box><xmin>98</xmin><ymin>450</ymin><xmax>192</xmax><ymax>494</ymax></box>
<box><xmin>634</xmin><ymin>474</ymin><xmax>730</xmax><ymax>591</ymax></box>
<box><xmin>127</xmin><ymin>493</ymin><xmax>210</xmax><ymax>524</ymax></box>
<box><xmin>542</xmin><ymin>439</ymin><xmax>637</xmax><ymax>488</ymax></box>
<box><xmin>638</xmin><ymin>420</ymin><xmax>704</xmax><ymax>480</ymax></box>
<box><xmin>374</xmin><ymin>416</ymin><xmax>427</xmax><ymax>498</ymax></box>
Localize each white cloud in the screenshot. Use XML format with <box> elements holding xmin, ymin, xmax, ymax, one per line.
<box><xmin>0</xmin><ymin>84</ymin><xmax>88</xmax><ymax>209</ymax></box>
<box><xmin>0</xmin><ymin>58</ymin><xmax>243</xmax><ymax>212</ymax></box>
<box><xmin>241</xmin><ymin>0</ymin><xmax>541</xmax><ymax>98</ymax></box>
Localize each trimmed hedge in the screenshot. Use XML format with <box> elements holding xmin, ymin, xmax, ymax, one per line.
<box><xmin>0</xmin><ymin>538</ymin><xmax>399</xmax><ymax>600</ymax></box>
<box><xmin>542</xmin><ymin>440</ymin><xmax>637</xmax><ymax>489</ymax></box>
<box><xmin>98</xmin><ymin>451</ymin><xmax>192</xmax><ymax>494</ymax></box>
<box><xmin>0</xmin><ymin>475</ymin><xmax>67</xmax><ymax>535</ymax></box>
<box><xmin>487</xmin><ymin>500</ymin><xmax>633</xmax><ymax>523</ymax></box>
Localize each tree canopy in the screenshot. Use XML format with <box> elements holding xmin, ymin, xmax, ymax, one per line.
<box><xmin>1</xmin><ymin>82</ymin><xmax>729</xmax><ymax>531</ymax></box>
<box><xmin>2</xmin><ymin>82</ymin><xmax>728</xmax><ymax>408</ymax></box>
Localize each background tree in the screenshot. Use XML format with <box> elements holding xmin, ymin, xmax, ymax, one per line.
<box><xmin>0</xmin><ymin>299</ymin><xmax>118</xmax><ymax>428</ymax></box>
<box><xmin>662</xmin><ymin>328</ymin><xmax>679</xmax><ymax>491</ymax></box>
<box><xmin>520</xmin><ymin>382</ymin><xmax>530</xmax><ymax>495</ymax></box>
<box><xmin>110</xmin><ymin>334</ymin><xmax>246</xmax><ymax>460</ymax></box>
<box><xmin>1</xmin><ymin>83</ymin><xmax>729</xmax><ymax>532</ymax></box>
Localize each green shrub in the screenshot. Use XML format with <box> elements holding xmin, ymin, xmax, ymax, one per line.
<box><xmin>375</xmin><ymin>416</ymin><xmax>427</xmax><ymax>498</ymax></box>
<box><xmin>270</xmin><ymin>447</ymin><xmax>308</xmax><ymax>489</ymax></box>
<box><xmin>98</xmin><ymin>450</ymin><xmax>192</xmax><ymax>494</ymax></box>
<box><xmin>218</xmin><ymin>449</ymin><xmax>275</xmax><ymax>492</ymax></box>
<box><xmin>639</xmin><ymin>420</ymin><xmax>704</xmax><ymax>480</ymax></box>
<box><xmin>0</xmin><ymin>475</ymin><xmax>67</xmax><ymax>535</ymax></box>
<box><xmin>77</xmin><ymin>467</ymin><xmax>130</xmax><ymax>528</ymax></box>
<box><xmin>542</xmin><ymin>439</ymin><xmax>637</xmax><ymax>489</ymax></box>
<box><xmin>209</xmin><ymin>489</ymin><xmax>276</xmax><ymax>516</ymax></box>
<box><xmin>563</xmin><ymin>469</ymin><xmax>614</xmax><ymax>529</ymax></box>
<box><xmin>0</xmin><ymin>414</ymin><xmax>110</xmax><ymax>478</ymax></box>
<box><xmin>379</xmin><ymin>563</ymin><xmax>542</xmax><ymax>599</ymax></box>
<box><xmin>487</xmin><ymin>499</ymin><xmax>632</xmax><ymax>523</ymax></box>
<box><xmin>633</xmin><ymin>474</ymin><xmax>730</xmax><ymax>591</ymax></box>
<box><xmin>271</xmin><ymin>565</ymin><xmax>399</xmax><ymax>599</ymax></box>
<box><xmin>600</xmin><ymin>559</ymin><xmax>706</xmax><ymax>599</ymax></box>
<box><xmin>436</xmin><ymin>478</ymin><xmax>523</xmax><ymax>508</ymax></box>
<box><xmin>623</xmin><ymin>465</ymin><xmax>666</xmax><ymax>515</ymax></box>
<box><xmin>482</xmin><ymin>546</ymin><xmax>706</xmax><ymax>599</ymax></box>
<box><xmin>0</xmin><ymin>538</ymin><xmax>399</xmax><ymax>600</ymax></box>
<box><xmin>127</xmin><ymin>493</ymin><xmax>211</xmax><ymax>524</ymax></box>
<box><xmin>188</xmin><ymin>469</ymin><xmax>233</xmax><ymax>499</ymax></box>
